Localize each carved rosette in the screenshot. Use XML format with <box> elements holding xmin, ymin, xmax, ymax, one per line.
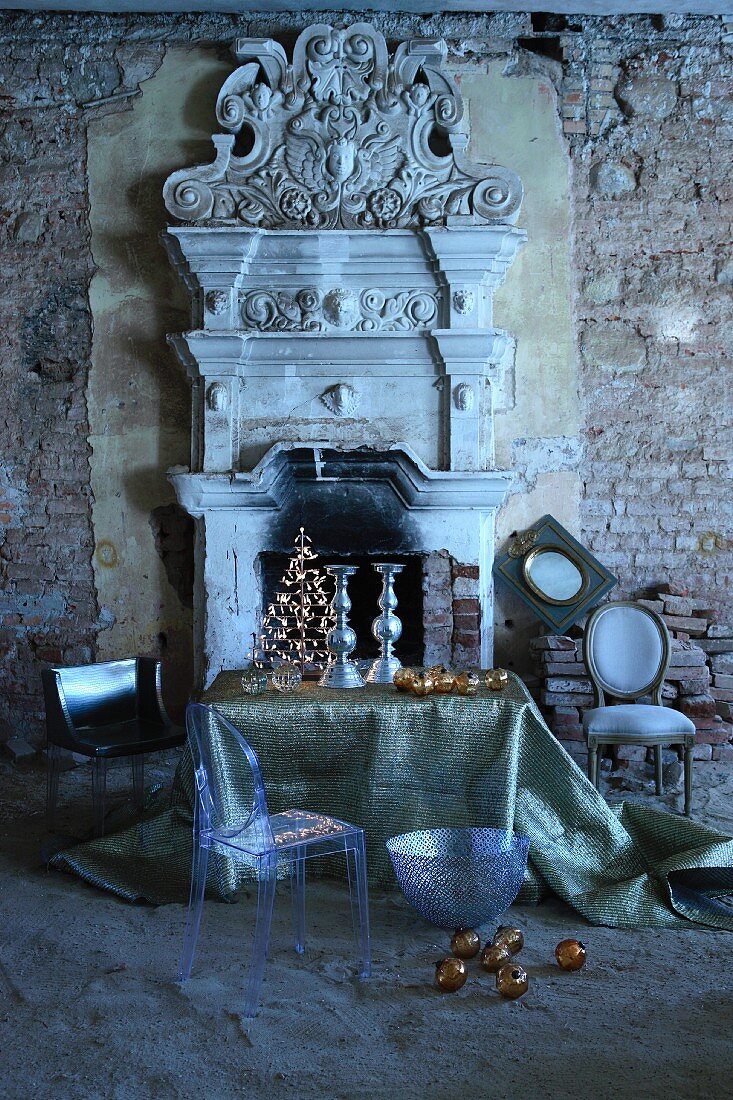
<box><xmin>453</xmin><ymin>289</ymin><xmax>475</xmax><ymax>316</ymax></box>
<box><xmin>239</xmin><ymin>287</ymin><xmax>439</xmax><ymax>332</ymax></box>
<box><xmin>163</xmin><ymin>23</ymin><xmax>523</xmax><ymax>230</ymax></box>
<box><xmin>454</xmin><ymin>382</ymin><xmax>475</xmax><ymax>411</ymax></box>
<box><xmin>205</xmin><ymin>289</ymin><xmax>229</xmax><ymax>316</ymax></box>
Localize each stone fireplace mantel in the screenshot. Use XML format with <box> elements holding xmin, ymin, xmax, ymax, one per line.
<box><xmin>161</xmin><ymin>22</ymin><xmax>525</xmax><ymax>686</ymax></box>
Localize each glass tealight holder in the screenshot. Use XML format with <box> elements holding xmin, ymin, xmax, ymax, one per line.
<box><xmin>270</xmin><ymin>661</ymin><xmax>302</xmax><ymax>694</ymax></box>
<box><xmin>241</xmin><ymin>666</ymin><xmax>268</xmax><ymax>696</ymax></box>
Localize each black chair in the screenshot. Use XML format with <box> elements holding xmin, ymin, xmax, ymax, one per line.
<box><xmin>42</xmin><ymin>657</ymin><xmax>185</xmax><ymax>836</ymax></box>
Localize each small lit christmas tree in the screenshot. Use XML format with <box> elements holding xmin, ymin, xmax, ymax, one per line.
<box><xmin>255</xmin><ymin>528</ymin><xmax>335</xmax><ymax>676</ymax></box>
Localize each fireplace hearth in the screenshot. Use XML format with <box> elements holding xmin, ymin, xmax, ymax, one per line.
<box><xmin>163</xmin><ymin>23</ymin><xmax>525</xmax><ymax>687</ymax></box>
<box><xmin>260</xmin><ymin>552</ymin><xmax>425</xmax><ymax>667</ymax></box>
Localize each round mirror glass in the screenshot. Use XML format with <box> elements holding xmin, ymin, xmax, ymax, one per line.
<box><xmin>523</xmin><ymin>547</ymin><xmax>586</xmax><ymax>605</ymax></box>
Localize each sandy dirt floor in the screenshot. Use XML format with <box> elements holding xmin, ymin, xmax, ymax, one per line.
<box><xmin>1</xmin><ymin>751</ymin><xmax>733</xmax><ymax>1100</ymax></box>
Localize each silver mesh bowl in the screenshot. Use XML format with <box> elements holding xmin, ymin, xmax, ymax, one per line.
<box><xmin>386</xmin><ymin>827</ymin><xmax>530</xmax><ymax>929</ymax></box>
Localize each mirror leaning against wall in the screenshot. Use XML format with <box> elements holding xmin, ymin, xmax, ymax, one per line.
<box><xmin>494</xmin><ymin>514</ymin><xmax>617</xmax><ymax>632</ymax></box>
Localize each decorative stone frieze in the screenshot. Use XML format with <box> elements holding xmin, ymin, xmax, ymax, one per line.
<box><xmin>239</xmin><ymin>286</ymin><xmax>439</xmax><ymax>333</ymax></box>
<box><xmin>163</xmin><ymin>23</ymin><xmax>522</xmax><ymax>230</ymax></box>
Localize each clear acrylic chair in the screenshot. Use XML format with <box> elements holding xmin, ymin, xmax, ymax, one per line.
<box><xmin>179</xmin><ymin>702</ymin><xmax>371</xmax><ymax>1017</ymax></box>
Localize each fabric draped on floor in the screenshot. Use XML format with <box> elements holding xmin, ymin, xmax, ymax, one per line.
<box><xmin>51</xmin><ymin>673</ymin><xmax>733</xmax><ymax>928</ymax></box>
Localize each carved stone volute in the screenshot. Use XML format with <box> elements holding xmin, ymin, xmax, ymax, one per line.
<box><xmin>163</xmin><ymin>23</ymin><xmax>523</xmax><ymax>230</ymax></box>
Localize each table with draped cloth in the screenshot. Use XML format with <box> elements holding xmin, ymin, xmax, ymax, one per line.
<box><xmin>52</xmin><ymin>671</ymin><xmax>733</xmax><ymax>929</ymax></box>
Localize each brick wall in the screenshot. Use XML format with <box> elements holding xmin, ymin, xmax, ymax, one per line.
<box><xmin>0</xmin><ymin>12</ymin><xmax>730</xmax><ymax>748</ymax></box>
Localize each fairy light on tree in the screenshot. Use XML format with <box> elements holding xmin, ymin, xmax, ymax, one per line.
<box><xmin>256</xmin><ymin>528</ymin><xmax>335</xmax><ymax>677</ymax></box>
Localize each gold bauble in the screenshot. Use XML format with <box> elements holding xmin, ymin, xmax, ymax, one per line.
<box><xmin>450</xmin><ymin>927</ymin><xmax>481</xmax><ymax>959</ymax></box>
<box><xmin>496</xmin><ymin>963</ymin><xmax>529</xmax><ymax>1000</ymax></box>
<box><xmin>411</xmin><ymin>672</ymin><xmax>435</xmax><ymax>697</ymax></box>
<box><xmin>479</xmin><ymin>943</ymin><xmax>512</xmax><ymax>973</ymax></box>
<box><xmin>492</xmin><ymin>925</ymin><xmax>524</xmax><ymax>955</ymax></box>
<box><xmin>555</xmin><ymin>938</ymin><xmax>586</xmax><ymax>971</ymax></box>
<box><xmin>433</xmin><ymin>669</ymin><xmax>456</xmax><ymax>695</ymax></box>
<box><xmin>435</xmin><ymin>956</ymin><xmax>467</xmax><ymax>992</ymax></box>
<box><xmin>454</xmin><ymin>671</ymin><xmax>480</xmax><ymax>696</ymax></box>
<box><xmin>485</xmin><ymin>668</ymin><xmax>509</xmax><ymax>691</ymax></box>
<box><xmin>393</xmin><ymin>668</ymin><xmax>416</xmax><ymax>692</ymax></box>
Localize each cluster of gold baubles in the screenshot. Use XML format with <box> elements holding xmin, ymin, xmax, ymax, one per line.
<box><xmin>435</xmin><ymin>925</ymin><xmax>586</xmax><ymax>997</ymax></box>
<box><xmin>393</xmin><ymin>666</ymin><xmax>509</xmax><ymax>697</ymax></box>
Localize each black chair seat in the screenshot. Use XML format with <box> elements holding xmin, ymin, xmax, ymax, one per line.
<box><xmin>43</xmin><ymin>657</ymin><xmax>187</xmax><ymax>836</ymax></box>
<box><xmin>74</xmin><ymin>719</ymin><xmax>185</xmax><ymax>758</ymax></box>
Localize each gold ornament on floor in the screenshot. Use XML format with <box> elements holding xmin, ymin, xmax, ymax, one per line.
<box><xmin>454</xmin><ymin>670</ymin><xmax>480</xmax><ymax>696</ymax></box>
<box><xmin>492</xmin><ymin>925</ymin><xmax>524</xmax><ymax>955</ymax></box>
<box><xmin>496</xmin><ymin>963</ymin><xmax>529</xmax><ymax>1000</ymax></box>
<box><xmin>485</xmin><ymin>668</ymin><xmax>509</xmax><ymax>691</ymax></box>
<box><xmin>431</xmin><ymin>667</ymin><xmax>456</xmax><ymax>695</ymax></box>
<box><xmin>555</xmin><ymin>938</ymin><xmax>586</xmax><ymax>971</ymax></box>
<box><xmin>450</xmin><ymin>927</ymin><xmax>481</xmax><ymax>959</ymax></box>
<box><xmin>435</xmin><ymin>956</ymin><xmax>467</xmax><ymax>992</ymax></box>
<box><xmin>479</xmin><ymin>943</ymin><xmax>512</xmax><ymax>973</ymax></box>
<box><xmin>411</xmin><ymin>672</ymin><xmax>436</xmax><ymax>697</ymax></box>
<box><xmin>393</xmin><ymin>668</ymin><xmax>416</xmax><ymax>692</ymax></box>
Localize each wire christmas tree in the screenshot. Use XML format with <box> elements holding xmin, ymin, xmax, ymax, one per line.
<box><xmin>255</xmin><ymin>528</ymin><xmax>335</xmax><ymax>676</ymax></box>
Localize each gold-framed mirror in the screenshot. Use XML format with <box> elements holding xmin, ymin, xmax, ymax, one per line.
<box><xmin>522</xmin><ymin>546</ymin><xmax>588</xmax><ymax>606</ymax></box>
<box><xmin>494</xmin><ymin>514</ymin><xmax>617</xmax><ymax>633</ymax></box>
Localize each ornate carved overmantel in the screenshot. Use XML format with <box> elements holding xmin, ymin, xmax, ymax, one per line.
<box><xmin>163</xmin><ymin>23</ymin><xmax>522</xmax><ymax>230</ymax></box>
<box><xmin>162</xmin><ymin>23</ymin><xmax>526</xmax><ymax>685</ymax></box>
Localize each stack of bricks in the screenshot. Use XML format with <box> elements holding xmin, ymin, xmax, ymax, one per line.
<box><xmin>531</xmin><ymin>616</ymin><xmax>733</xmax><ymax>769</ymax></box>
<box><xmin>638</xmin><ymin>583</ymin><xmax>733</xmax><ymax>758</ymax></box>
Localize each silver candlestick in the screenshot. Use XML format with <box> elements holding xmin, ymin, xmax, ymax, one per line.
<box><xmin>318</xmin><ymin>565</ymin><xmax>365</xmax><ymax>689</ymax></box>
<box><xmin>366</xmin><ymin>563</ymin><xmax>404</xmax><ymax>684</ymax></box>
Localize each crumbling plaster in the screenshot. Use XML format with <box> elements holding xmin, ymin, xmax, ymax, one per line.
<box><xmin>86</xmin><ymin>48</ymin><xmax>232</xmax><ymax>714</ymax></box>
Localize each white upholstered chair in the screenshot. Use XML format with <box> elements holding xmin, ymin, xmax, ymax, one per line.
<box><xmin>582</xmin><ymin>601</ymin><xmax>696</xmax><ymax>816</ymax></box>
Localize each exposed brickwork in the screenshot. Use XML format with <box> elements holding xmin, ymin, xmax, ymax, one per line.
<box><xmin>562</xmin><ymin>19</ymin><xmax>733</xmax><ymax>615</ymax></box>
<box><xmin>0</xmin><ymin>11</ymin><xmax>730</xmax><ymax>748</ymax></box>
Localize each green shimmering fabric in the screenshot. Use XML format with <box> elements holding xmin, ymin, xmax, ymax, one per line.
<box><xmin>51</xmin><ymin>673</ymin><xmax>733</xmax><ymax>928</ymax></box>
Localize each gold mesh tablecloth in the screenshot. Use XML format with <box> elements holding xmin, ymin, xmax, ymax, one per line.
<box><xmin>52</xmin><ymin>672</ymin><xmax>733</xmax><ymax>928</ymax></box>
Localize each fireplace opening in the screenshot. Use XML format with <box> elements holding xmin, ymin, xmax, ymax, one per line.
<box><xmin>258</xmin><ymin>552</ymin><xmax>425</xmax><ymax>667</ymax></box>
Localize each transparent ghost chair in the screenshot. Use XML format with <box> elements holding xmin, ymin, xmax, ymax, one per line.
<box><xmin>179</xmin><ymin>702</ymin><xmax>371</xmax><ymax>1017</ymax></box>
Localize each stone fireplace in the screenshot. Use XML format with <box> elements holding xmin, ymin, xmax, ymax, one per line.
<box><xmin>162</xmin><ymin>22</ymin><xmax>525</xmax><ymax>688</ymax></box>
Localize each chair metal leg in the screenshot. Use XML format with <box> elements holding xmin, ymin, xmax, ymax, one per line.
<box><xmin>654</xmin><ymin>745</ymin><xmax>663</xmax><ymax>796</ymax></box>
<box><xmin>243</xmin><ymin>852</ymin><xmax>277</xmax><ymax>1019</ymax></box>
<box><xmin>346</xmin><ymin>832</ymin><xmax>371</xmax><ymax>980</ymax></box>
<box><xmin>46</xmin><ymin>744</ymin><xmax>62</xmax><ymax>830</ymax></box>
<box><xmin>131</xmin><ymin>755</ymin><xmax>145</xmax><ymax>813</ymax></box>
<box><xmin>179</xmin><ymin>806</ymin><xmax>210</xmax><ymax>982</ymax></box>
<box><xmin>684</xmin><ymin>744</ymin><xmax>693</xmax><ymax>817</ymax></box>
<box><xmin>91</xmin><ymin>757</ymin><xmax>107</xmax><ymax>837</ymax></box>
<box><xmin>290</xmin><ymin>845</ymin><xmax>306</xmax><ymax>955</ymax></box>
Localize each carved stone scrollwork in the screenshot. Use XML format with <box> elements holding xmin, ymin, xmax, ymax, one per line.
<box><xmin>320</xmin><ymin>383</ymin><xmax>360</xmax><ymax>417</ymax></box>
<box><xmin>163</xmin><ymin>23</ymin><xmax>523</xmax><ymax>230</ymax></box>
<box><xmin>206</xmin><ymin>382</ymin><xmax>229</xmax><ymax>413</ymax></box>
<box><xmin>454</xmin><ymin>382</ymin><xmax>475</xmax><ymax>412</ymax></box>
<box><xmin>239</xmin><ymin>287</ymin><xmax>439</xmax><ymax>332</ymax></box>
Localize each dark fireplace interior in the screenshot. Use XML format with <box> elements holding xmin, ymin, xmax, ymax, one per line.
<box><xmin>259</xmin><ymin>552</ymin><xmax>425</xmax><ymax>667</ymax></box>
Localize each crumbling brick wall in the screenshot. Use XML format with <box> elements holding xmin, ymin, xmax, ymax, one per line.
<box><xmin>559</xmin><ymin>15</ymin><xmax>732</xmax><ymax>616</ymax></box>
<box><xmin>0</xmin><ymin>12</ymin><xmax>730</xmax><ymax>748</ymax></box>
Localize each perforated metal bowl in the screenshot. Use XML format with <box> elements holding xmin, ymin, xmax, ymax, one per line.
<box><xmin>386</xmin><ymin>827</ymin><xmax>530</xmax><ymax>929</ymax></box>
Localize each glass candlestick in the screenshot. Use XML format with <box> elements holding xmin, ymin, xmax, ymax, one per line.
<box><xmin>318</xmin><ymin>565</ymin><xmax>365</xmax><ymax>689</ymax></box>
<box><xmin>366</xmin><ymin>563</ymin><xmax>404</xmax><ymax>684</ymax></box>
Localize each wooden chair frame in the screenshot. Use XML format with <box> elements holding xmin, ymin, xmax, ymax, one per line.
<box><xmin>583</xmin><ymin>601</ymin><xmax>695</xmax><ymax>816</ymax></box>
